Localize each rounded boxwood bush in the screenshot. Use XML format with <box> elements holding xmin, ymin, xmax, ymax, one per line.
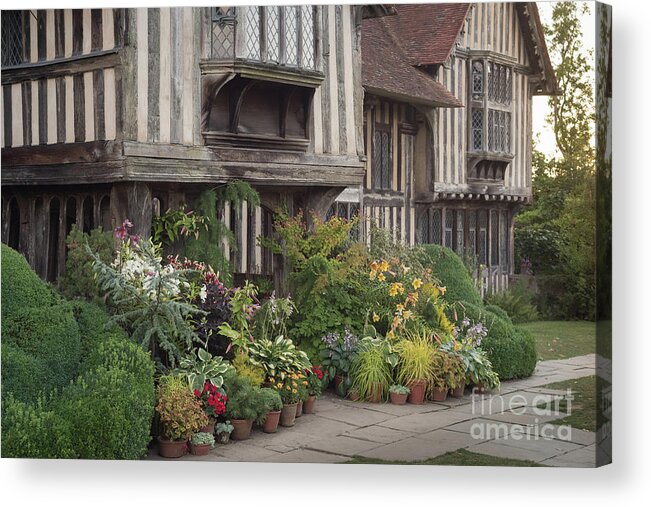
<box><xmin>452</xmin><ymin>301</ymin><xmax>537</xmax><ymax>380</ymax></box>
<box><xmin>0</xmin><ymin>343</ymin><xmax>51</xmax><ymax>404</ymax></box>
<box><xmin>56</xmin><ymin>365</ymin><xmax>155</xmax><ymax>460</ymax></box>
<box><xmin>71</xmin><ymin>300</ymin><xmax>128</xmax><ymax>364</ymax></box>
<box><xmin>1</xmin><ymin>395</ymin><xmax>76</xmax><ymax>459</ymax></box>
<box><xmin>484</xmin><ymin>304</ymin><xmax>513</xmax><ymax>324</ymax></box>
<box><xmin>1</xmin><ymin>244</ymin><xmax>57</xmax><ymax>321</ymax></box>
<box><xmin>415</xmin><ymin>245</ymin><xmax>483</xmax><ymax>307</ymax></box>
<box><xmin>2</xmin><ymin>304</ymin><xmax>81</xmax><ymax>400</ymax></box>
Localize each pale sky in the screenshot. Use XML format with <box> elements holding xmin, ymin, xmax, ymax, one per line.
<box><xmin>533</xmin><ymin>1</ymin><xmax>596</xmax><ymax>157</ymax></box>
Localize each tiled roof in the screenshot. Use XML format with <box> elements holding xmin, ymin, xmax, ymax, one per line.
<box><xmin>362</xmin><ymin>14</ymin><xmax>461</xmax><ymax>107</ymax></box>
<box><xmin>391</xmin><ymin>3</ymin><xmax>471</xmax><ymax>66</ymax></box>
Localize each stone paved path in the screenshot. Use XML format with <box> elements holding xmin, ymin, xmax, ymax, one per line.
<box><xmin>150</xmin><ymin>354</ymin><xmax>607</xmax><ymax>467</ymax></box>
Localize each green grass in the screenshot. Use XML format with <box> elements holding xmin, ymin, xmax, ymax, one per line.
<box><xmin>345</xmin><ymin>449</ymin><xmax>544</xmax><ymax>467</ymax></box>
<box><xmin>537</xmin><ymin>375</ymin><xmax>610</xmax><ymax>433</ymax></box>
<box><xmin>517</xmin><ymin>321</ymin><xmax>596</xmax><ymax>360</ymax></box>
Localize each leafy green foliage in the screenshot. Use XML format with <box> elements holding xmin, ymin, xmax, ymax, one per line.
<box><xmin>183</xmin><ymin>183</ymin><xmax>260</xmax><ymax>284</ymax></box>
<box><xmin>1</xmin><ymin>244</ymin><xmax>57</xmax><ymax>321</ymax></box>
<box><xmin>152</xmin><ymin>206</ymin><xmax>208</xmax><ymax>246</ymax></box>
<box><xmin>248</xmin><ymin>336</ymin><xmax>311</xmax><ymax>382</ymax></box>
<box><xmin>59</xmin><ymin>225</ymin><xmax>114</xmax><ymax>300</ymax></box>
<box><xmin>191</xmin><ymin>432</ymin><xmax>215</xmax><ymax>446</ymax></box>
<box><xmin>415</xmin><ymin>245</ymin><xmax>483</xmax><ymax>307</ymax></box>
<box><xmin>257</xmin><ymin>388</ymin><xmax>283</xmax><ymax>422</ymax></box>
<box><xmin>222</xmin><ymin>372</ymin><xmax>265</xmax><ymax>421</ymax></box>
<box><xmin>175</xmin><ymin>348</ymin><xmax>230</xmax><ymax>391</ymax></box>
<box><xmin>2</xmin><ymin>304</ymin><xmax>81</xmax><ymax>402</ymax></box>
<box><xmin>394</xmin><ymin>331</ymin><xmax>436</xmax><ymax>384</ymax></box>
<box><xmin>350</xmin><ymin>338</ymin><xmax>393</xmax><ymax>401</ymax></box>
<box><xmin>156</xmin><ymin>375</ymin><xmax>207</xmax><ymax>441</ymax></box>
<box><xmin>485</xmin><ymin>280</ymin><xmax>539</xmax><ymax>324</ymax></box>
<box><xmin>71</xmin><ymin>300</ymin><xmax>129</xmax><ymax>364</ymax></box>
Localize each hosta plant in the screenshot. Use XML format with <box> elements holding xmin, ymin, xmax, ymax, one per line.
<box><xmin>175</xmin><ymin>348</ymin><xmax>230</xmax><ymax>392</ymax></box>
<box><xmin>248</xmin><ymin>336</ymin><xmax>311</xmax><ymax>381</ymax></box>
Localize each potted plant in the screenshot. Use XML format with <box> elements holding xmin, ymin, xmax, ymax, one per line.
<box><xmin>389</xmin><ymin>384</ymin><xmax>410</xmax><ymax>405</ymax></box>
<box><xmin>275</xmin><ymin>374</ymin><xmax>302</xmax><ymax>427</ymax></box>
<box><xmin>394</xmin><ymin>331</ymin><xmax>435</xmax><ymax>405</ymax></box>
<box><xmin>223</xmin><ymin>372</ymin><xmax>265</xmax><ymax>440</ymax></box>
<box><xmin>189</xmin><ymin>432</ymin><xmax>215</xmax><ymax>456</ymax></box>
<box><xmin>215</xmin><ymin>421</ymin><xmax>234</xmax><ymax>444</ymax></box>
<box><xmin>156</xmin><ymin>375</ymin><xmax>208</xmax><ymax>458</ymax></box>
<box><xmin>349</xmin><ymin>338</ymin><xmax>393</xmax><ymax>403</ymax></box>
<box><xmin>448</xmin><ymin>354</ymin><xmax>467</xmax><ymax>398</ymax></box>
<box><xmin>296</xmin><ymin>371</ymin><xmax>309</xmax><ymax>417</ymax></box>
<box><xmin>319</xmin><ymin>330</ymin><xmax>358</xmax><ymax>395</ymax></box>
<box><xmin>430</xmin><ymin>349</ymin><xmax>452</xmax><ymax>402</ymax></box>
<box><xmin>193</xmin><ymin>381</ymin><xmax>228</xmax><ymax>434</ymax></box>
<box><xmin>258</xmin><ymin>387</ymin><xmax>283</xmax><ymax>433</ymax></box>
<box><xmin>303</xmin><ymin>365</ymin><xmax>325</xmax><ymax>414</ymax></box>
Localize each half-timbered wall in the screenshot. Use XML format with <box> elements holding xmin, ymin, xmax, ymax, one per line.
<box><xmin>434</xmin><ymin>2</ymin><xmax>533</xmax><ymax>194</ymax></box>
<box><xmin>1</xmin><ymin>9</ymin><xmax>122</xmax><ymax>148</ymax></box>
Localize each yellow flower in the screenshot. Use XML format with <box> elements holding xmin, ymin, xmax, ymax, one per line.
<box><xmin>372</xmin><ymin>312</ymin><xmax>380</xmax><ymax>322</ymax></box>
<box><xmin>407</xmin><ymin>291</ymin><xmax>419</xmax><ymax>303</ymax></box>
<box><xmin>292</xmin><ymin>389</ymin><xmax>298</xmax><ymax>394</ymax></box>
<box><xmin>403</xmin><ymin>310</ymin><xmax>413</xmax><ymax>320</ymax></box>
<box><xmin>276</xmin><ymin>383</ymin><xmax>283</xmax><ymax>389</ymax></box>
<box><xmin>369</xmin><ymin>270</ymin><xmax>377</xmax><ymax>280</ymax></box>
<box><xmin>454</xmin><ymin>342</ymin><xmax>461</xmax><ymax>351</ymax></box>
<box><xmin>387</xmin><ymin>330</ymin><xmax>395</xmax><ymax>340</ymax></box>
<box><xmin>396</xmin><ymin>303</ymin><xmax>405</xmax><ymax>313</ymax></box>
<box><xmin>392</xmin><ymin>315</ymin><xmax>402</xmax><ymax>328</ymax></box>
<box><xmin>402</xmin><ymin>265</ymin><xmax>411</xmax><ymax>275</ymax></box>
<box><xmin>412</xmin><ymin>278</ymin><xmax>423</xmax><ymax>290</ymax></box>
<box><xmin>378</xmin><ymin>273</ymin><xmax>386</xmax><ymax>282</ymax></box>
<box><xmin>286</xmin><ymin>386</ymin><xmax>291</xmax><ymax>390</ymax></box>
<box><xmin>379</xmin><ymin>260</ymin><xmax>390</xmax><ymax>272</ymax></box>
<box><xmin>370</xmin><ymin>260</ymin><xmax>379</xmax><ymax>272</ymax></box>
<box><xmin>440</xmin><ymin>286</ymin><xmax>447</xmax><ymax>295</ymax></box>
<box><xmin>303</xmin><ymin>381</ymin><xmax>308</xmax><ymax>386</ymax></box>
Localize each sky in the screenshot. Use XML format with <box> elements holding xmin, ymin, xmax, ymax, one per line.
<box><xmin>532</xmin><ymin>1</ymin><xmax>596</xmax><ymax>157</ymax></box>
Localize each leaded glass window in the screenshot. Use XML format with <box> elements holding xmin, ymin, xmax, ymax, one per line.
<box><xmin>211</xmin><ymin>7</ymin><xmax>236</xmax><ymax>59</ymax></box>
<box><xmin>372</xmin><ymin>127</ymin><xmax>391</xmax><ymax>190</ymax></box>
<box><xmin>500</xmin><ymin>210</ymin><xmax>509</xmax><ymax>273</ymax></box>
<box><xmin>472</xmin><ymin>60</ymin><xmax>484</xmax><ymax>99</ymax></box>
<box><xmin>468</xmin><ymin>211</ymin><xmax>477</xmax><ymax>259</ymax></box>
<box><xmin>444</xmin><ymin>209</ymin><xmax>454</xmax><ymax>248</ymax></box>
<box><xmin>284</xmin><ymin>6</ymin><xmax>299</xmax><ymax>66</ymax></box>
<box><xmin>300</xmin><ymin>6</ymin><xmax>315</xmax><ymax>69</ymax></box>
<box><xmin>472</xmin><ymin>109</ymin><xmax>483</xmax><ymax>151</ymax></box>
<box><xmin>266</xmin><ymin>6</ymin><xmax>280</xmax><ymax>63</ymax></box>
<box><xmin>486</xmin><ymin>109</ymin><xmax>511</xmax><ymax>153</ymax></box>
<box><xmin>456</xmin><ymin>210</ymin><xmax>465</xmax><ymax>255</ymax></box>
<box><xmin>244</xmin><ymin>6</ymin><xmax>261</xmax><ymax>61</ymax></box>
<box><xmin>430</xmin><ymin>209</ymin><xmax>442</xmax><ymax>245</ymax></box>
<box><xmin>478</xmin><ymin>210</ymin><xmax>487</xmax><ymax>265</ymax></box>
<box><xmin>2</xmin><ymin>11</ymin><xmax>24</xmax><ymax>67</ymax></box>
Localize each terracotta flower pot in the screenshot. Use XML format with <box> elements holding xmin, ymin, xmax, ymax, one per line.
<box><xmin>263</xmin><ymin>410</ymin><xmax>281</xmax><ymax>433</ymax></box>
<box><xmin>200</xmin><ymin>419</ymin><xmax>216</xmax><ymax>435</ymax></box>
<box><xmin>348</xmin><ymin>389</ymin><xmax>360</xmax><ymax>401</ymax></box>
<box><xmin>473</xmin><ymin>382</ymin><xmax>486</xmax><ymax>395</ymax></box>
<box><xmin>280</xmin><ymin>403</ymin><xmax>298</xmax><ymax>427</ymax></box>
<box><xmin>230</xmin><ymin>419</ymin><xmax>253</xmax><ymax>440</ymax></box>
<box><xmin>189</xmin><ymin>442</ymin><xmax>212</xmax><ymax>456</ymax></box>
<box><xmin>406</xmin><ymin>380</ymin><xmax>427</xmax><ymax>404</ymax></box>
<box><xmin>303</xmin><ymin>395</ymin><xmax>317</xmax><ymax>414</ymax></box>
<box><xmin>431</xmin><ymin>386</ymin><xmax>448</xmax><ymax>402</ymax></box>
<box><xmin>296</xmin><ymin>400</ymin><xmax>304</xmax><ymax>417</ymax></box>
<box><xmin>390</xmin><ymin>392</ymin><xmax>408</xmax><ymax>405</ymax></box>
<box><xmin>216</xmin><ymin>432</ymin><xmax>231</xmax><ymax>445</ymax></box>
<box><xmin>367</xmin><ymin>382</ymin><xmax>383</xmax><ymax>403</ymax></box>
<box><xmin>157</xmin><ymin>437</ymin><xmax>188</xmax><ymax>458</ymax></box>
<box><xmin>450</xmin><ymin>383</ymin><xmax>466</xmax><ymax>398</ymax></box>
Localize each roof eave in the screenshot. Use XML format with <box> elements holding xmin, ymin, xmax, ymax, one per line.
<box><xmin>364</xmin><ymin>85</ymin><xmax>462</xmax><ymax>109</ymax></box>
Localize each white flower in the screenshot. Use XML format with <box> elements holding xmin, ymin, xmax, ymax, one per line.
<box><xmin>199</xmin><ymin>285</ymin><xmax>208</xmax><ymax>303</ymax></box>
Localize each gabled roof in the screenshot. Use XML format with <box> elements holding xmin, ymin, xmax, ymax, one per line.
<box><xmin>390</xmin><ymin>3</ymin><xmax>472</xmax><ymax>66</ymax></box>
<box><xmin>362</xmin><ymin>11</ymin><xmax>462</xmax><ymax>107</ymax></box>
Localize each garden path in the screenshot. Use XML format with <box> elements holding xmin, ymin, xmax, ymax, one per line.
<box><xmin>150</xmin><ymin>354</ymin><xmax>610</xmax><ymax>467</ymax></box>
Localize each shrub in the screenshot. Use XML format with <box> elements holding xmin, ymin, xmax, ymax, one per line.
<box><xmin>484</xmin><ymin>304</ymin><xmax>512</xmax><ymax>324</ymax></box>
<box><xmin>0</xmin><ymin>343</ymin><xmax>50</xmax><ymax>404</ymax></box>
<box><xmin>1</xmin><ymin>244</ymin><xmax>57</xmax><ymax>321</ymax></box>
<box><xmin>84</xmin><ymin>336</ymin><xmax>155</xmax><ymax>387</ymax></box>
<box><xmin>223</xmin><ymin>373</ymin><xmax>265</xmax><ymax>421</ymax></box>
<box><xmin>416</xmin><ymin>245</ymin><xmax>483</xmax><ymax>307</ymax></box>
<box><xmin>57</xmin><ymin>366</ymin><xmax>155</xmax><ymax>459</ymax></box>
<box><xmin>71</xmin><ymin>300</ymin><xmax>128</xmax><ymax>363</ymax></box>
<box><xmin>59</xmin><ymin>225</ymin><xmax>114</xmax><ymax>301</ymax></box>
<box><xmin>485</xmin><ymin>281</ymin><xmax>539</xmax><ymax>323</ymax></box>
<box><xmin>452</xmin><ymin>302</ymin><xmax>537</xmax><ymax>380</ymax></box>
<box><xmin>2</xmin><ymin>304</ymin><xmax>81</xmax><ymax>400</ymax></box>
<box><xmin>257</xmin><ymin>388</ymin><xmax>283</xmax><ymax>424</ymax></box>
<box><xmin>1</xmin><ymin>395</ymin><xmax>76</xmax><ymax>459</ymax></box>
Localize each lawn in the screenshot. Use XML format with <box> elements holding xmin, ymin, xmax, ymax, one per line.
<box><xmin>345</xmin><ymin>449</ymin><xmax>544</xmax><ymax>467</ymax></box>
<box><xmin>517</xmin><ymin>320</ymin><xmax>596</xmax><ymax>360</ymax></box>
<box><xmin>537</xmin><ymin>375</ymin><xmax>611</xmax><ymax>433</ymax></box>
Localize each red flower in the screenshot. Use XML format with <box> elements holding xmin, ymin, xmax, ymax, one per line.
<box><xmin>194</xmin><ymin>389</ymin><xmax>201</xmax><ymax>397</ymax></box>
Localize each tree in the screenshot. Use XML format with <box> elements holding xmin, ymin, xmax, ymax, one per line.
<box><xmin>515</xmin><ymin>2</ymin><xmax>596</xmax><ymax>320</ymax></box>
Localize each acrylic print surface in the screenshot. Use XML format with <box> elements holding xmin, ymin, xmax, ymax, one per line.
<box><xmin>0</xmin><ymin>2</ymin><xmax>611</xmax><ymax>467</ymax></box>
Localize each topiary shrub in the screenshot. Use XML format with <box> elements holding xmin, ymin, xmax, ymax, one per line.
<box><xmin>451</xmin><ymin>301</ymin><xmax>537</xmax><ymax>380</ymax></box>
<box><xmin>0</xmin><ymin>343</ymin><xmax>50</xmax><ymax>404</ymax></box>
<box><xmin>415</xmin><ymin>245</ymin><xmax>483</xmax><ymax>307</ymax></box>
<box><xmin>59</xmin><ymin>225</ymin><xmax>115</xmax><ymax>301</ymax></box>
<box><xmin>56</xmin><ymin>365</ymin><xmax>155</xmax><ymax>460</ymax></box>
<box><xmin>2</xmin><ymin>304</ymin><xmax>81</xmax><ymax>401</ymax></box>
<box><xmin>71</xmin><ymin>300</ymin><xmax>128</xmax><ymax>364</ymax></box>
<box><xmin>1</xmin><ymin>244</ymin><xmax>57</xmax><ymax>321</ymax></box>
<box><xmin>1</xmin><ymin>395</ymin><xmax>76</xmax><ymax>459</ymax></box>
<box><xmin>484</xmin><ymin>304</ymin><xmax>513</xmax><ymax>324</ymax></box>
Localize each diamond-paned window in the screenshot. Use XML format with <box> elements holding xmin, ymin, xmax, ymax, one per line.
<box><xmin>2</xmin><ymin>11</ymin><xmax>24</xmax><ymax>68</ymax></box>
<box><xmin>244</xmin><ymin>6</ymin><xmax>261</xmax><ymax>60</ymax></box>
<box><xmin>468</xmin><ymin>212</ymin><xmax>477</xmax><ymax>259</ymax></box>
<box><xmin>266</xmin><ymin>6</ymin><xmax>280</xmax><ymax>63</ymax></box>
<box><xmin>478</xmin><ymin>210</ymin><xmax>488</xmax><ymax>265</ymax></box>
<box><xmin>472</xmin><ymin>109</ymin><xmax>483</xmax><ymax>151</ymax></box>
<box><xmin>490</xmin><ymin>210</ymin><xmax>499</xmax><ymax>266</ymax></box>
<box><xmin>500</xmin><ymin>210</ymin><xmax>509</xmax><ymax>273</ymax></box>
<box><xmin>211</xmin><ymin>7</ymin><xmax>236</xmax><ymax>59</ymax></box>
<box><xmin>284</xmin><ymin>6</ymin><xmax>299</xmax><ymax>66</ymax></box>
<box><xmin>372</xmin><ymin>126</ymin><xmax>391</xmax><ymax>190</ymax></box>
<box><xmin>472</xmin><ymin>60</ymin><xmax>484</xmax><ymax>99</ymax></box>
<box><xmin>456</xmin><ymin>210</ymin><xmax>465</xmax><ymax>255</ymax></box>
<box><xmin>300</xmin><ymin>5</ymin><xmax>315</xmax><ymax>69</ymax></box>
<box><xmin>430</xmin><ymin>209</ymin><xmax>441</xmax><ymax>245</ymax></box>
<box><xmin>444</xmin><ymin>209</ymin><xmax>454</xmax><ymax>248</ymax></box>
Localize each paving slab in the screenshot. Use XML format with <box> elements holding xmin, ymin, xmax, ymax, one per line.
<box><xmin>467</xmin><ymin>440</ymin><xmax>560</xmax><ymax>463</ymax></box>
<box><xmin>316</xmin><ymin>405</ymin><xmax>396</xmax><ymax>427</ymax></box>
<box><xmin>358</xmin><ymin>432</ymin><xmax>472</xmax><ymax>462</ymax></box>
<box><xmin>261</xmin><ymin>448</ymin><xmax>349</xmax><ymax>463</ymax></box>
<box><xmin>539</xmin><ymin>446</ymin><xmax>597</xmax><ymax>467</ymax></box>
<box><xmin>379</xmin><ymin>409</ymin><xmax>473</xmax><ymax>434</ymax></box>
<box><xmin>342</xmin><ymin>425</ymin><xmax>416</xmax><ymax>444</ymax></box>
<box><xmin>306</xmin><ymin>435</ymin><xmax>384</xmax><ymax>456</ymax></box>
<box><xmin>290</xmin><ymin>417</ymin><xmax>358</xmax><ymax>438</ymax></box>
<box><xmin>213</xmin><ymin>441</ymin><xmax>283</xmax><ymax>462</ymax></box>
